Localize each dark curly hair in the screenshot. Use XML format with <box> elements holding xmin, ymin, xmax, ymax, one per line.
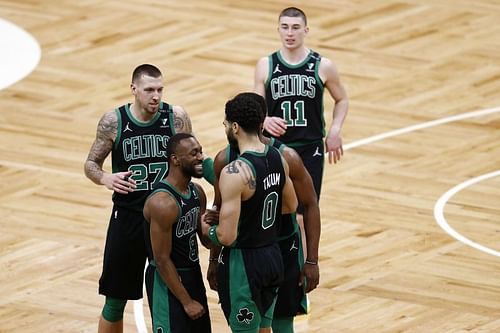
<box><xmin>225</xmin><ymin>92</ymin><xmax>264</xmax><ymax>135</ymax></box>
<box><xmin>237</xmin><ymin>92</ymin><xmax>267</xmax><ymax>119</ymax></box>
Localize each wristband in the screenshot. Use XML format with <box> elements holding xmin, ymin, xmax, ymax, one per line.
<box><xmin>208</xmin><ymin>225</ymin><xmax>222</xmax><ymax>246</ymax></box>
<box><xmin>305</xmin><ymin>259</ymin><xmax>318</xmax><ymax>265</ymax></box>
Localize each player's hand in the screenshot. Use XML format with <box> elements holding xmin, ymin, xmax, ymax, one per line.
<box><xmin>183</xmin><ymin>300</ymin><xmax>206</xmax><ymax>320</ymax></box>
<box><xmin>200</xmin><ymin>213</ymin><xmax>212</xmax><ymax>239</ymax></box>
<box><xmin>299</xmin><ymin>262</ymin><xmax>320</xmax><ymax>293</ymax></box>
<box><xmin>202</xmin><ymin>206</ymin><xmax>219</xmax><ymax>226</ymax></box>
<box><xmin>263</xmin><ymin>116</ymin><xmax>287</xmax><ymax>137</ymax></box>
<box><xmin>325</xmin><ymin>133</ymin><xmax>343</xmax><ymax>164</ymax></box>
<box><xmin>102</xmin><ymin>171</ymin><xmax>136</xmax><ymax>193</ymax></box>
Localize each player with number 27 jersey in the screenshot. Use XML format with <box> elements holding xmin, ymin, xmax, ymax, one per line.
<box><xmin>112</xmin><ymin>101</ymin><xmax>175</xmax><ymax>211</ymax></box>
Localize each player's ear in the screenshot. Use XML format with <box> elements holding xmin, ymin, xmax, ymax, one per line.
<box><xmin>232</xmin><ymin>121</ymin><xmax>239</xmax><ymax>133</ymax></box>
<box><xmin>171</xmin><ymin>154</ymin><xmax>180</xmax><ymax>166</ymax></box>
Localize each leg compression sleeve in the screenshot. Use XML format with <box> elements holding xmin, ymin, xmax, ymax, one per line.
<box><xmin>101</xmin><ymin>297</ymin><xmax>127</xmax><ymax>322</ymax></box>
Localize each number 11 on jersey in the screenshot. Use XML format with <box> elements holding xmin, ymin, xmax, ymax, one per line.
<box><xmin>281</xmin><ymin>100</ymin><xmax>307</xmax><ymax>127</ymax></box>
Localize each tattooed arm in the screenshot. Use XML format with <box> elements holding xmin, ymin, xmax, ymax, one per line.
<box><xmin>203</xmin><ymin>160</ymin><xmax>255</xmax><ymax>246</ymax></box>
<box><xmin>172</xmin><ymin>105</ymin><xmax>193</xmax><ymax>134</ymax></box>
<box><xmin>84</xmin><ymin>111</ymin><xmax>135</xmax><ymax>194</ymax></box>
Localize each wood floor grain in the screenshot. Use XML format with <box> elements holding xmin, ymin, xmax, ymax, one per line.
<box><xmin>1</xmin><ymin>1</ymin><xmax>499</xmax><ymax>332</ymax></box>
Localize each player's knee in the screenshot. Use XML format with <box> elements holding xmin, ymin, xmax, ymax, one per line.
<box><xmin>101</xmin><ymin>297</ymin><xmax>127</xmax><ymax>322</ymax></box>
<box><xmin>272</xmin><ymin>317</ymin><xmax>294</xmax><ymax>333</ymax></box>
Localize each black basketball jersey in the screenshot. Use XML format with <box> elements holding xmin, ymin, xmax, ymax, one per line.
<box><xmin>232</xmin><ymin>145</ymin><xmax>285</xmax><ymax>248</ymax></box>
<box><xmin>265</xmin><ymin>50</ymin><xmax>325</xmax><ymax>146</ymax></box>
<box><xmin>112</xmin><ymin>102</ymin><xmax>176</xmax><ymax>211</ymax></box>
<box><xmin>147</xmin><ymin>180</ymin><xmax>201</xmax><ymax>269</ymax></box>
<box><xmin>224</xmin><ymin>139</ymin><xmax>298</xmax><ymax>239</ymax></box>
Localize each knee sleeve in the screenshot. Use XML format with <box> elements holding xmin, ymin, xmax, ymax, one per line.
<box><xmin>272</xmin><ymin>317</ymin><xmax>294</xmax><ymax>333</ymax></box>
<box><xmin>101</xmin><ymin>297</ymin><xmax>127</xmax><ymax>322</ymax></box>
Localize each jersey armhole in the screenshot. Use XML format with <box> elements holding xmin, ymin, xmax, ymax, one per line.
<box><xmin>314</xmin><ymin>56</ymin><xmax>324</xmax><ymax>88</ymax></box>
<box><xmin>264</xmin><ymin>55</ymin><xmax>274</xmax><ymax>88</ymax></box>
<box><xmin>113</xmin><ymin>108</ymin><xmax>122</xmax><ymax>149</ymax></box>
<box><xmin>191</xmin><ymin>183</ymin><xmax>200</xmax><ymax>201</ymax></box>
<box><xmin>271</xmin><ymin>146</ymin><xmax>286</xmax><ymax>172</ymax></box>
<box><xmin>166</xmin><ymin>103</ymin><xmax>176</xmax><ymax>135</ymax></box>
<box><xmin>235</xmin><ymin>156</ymin><xmax>256</xmax><ymax>179</ymax></box>
<box><xmin>149</xmin><ymin>188</ymin><xmax>181</xmax><ymax>223</ymax></box>
<box><xmin>234</xmin><ymin>156</ymin><xmax>256</xmax><ymax>204</ymax></box>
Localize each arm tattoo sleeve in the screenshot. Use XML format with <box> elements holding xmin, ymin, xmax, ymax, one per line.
<box><xmin>174</xmin><ymin>108</ymin><xmax>193</xmax><ymax>134</ymax></box>
<box><xmin>226</xmin><ymin>160</ymin><xmax>240</xmax><ymax>174</ymax></box>
<box><xmin>84</xmin><ymin>112</ymin><xmax>117</xmax><ymax>183</ymax></box>
<box><xmin>226</xmin><ymin>160</ymin><xmax>256</xmax><ymax>190</ymax></box>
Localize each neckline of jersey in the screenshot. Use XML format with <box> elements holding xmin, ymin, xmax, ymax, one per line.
<box><xmin>125</xmin><ymin>103</ymin><xmax>162</xmax><ymax>127</ymax></box>
<box><xmin>277</xmin><ymin>49</ymin><xmax>312</xmax><ymax>68</ymax></box>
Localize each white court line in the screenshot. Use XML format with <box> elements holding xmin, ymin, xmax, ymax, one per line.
<box><xmin>434</xmin><ymin>170</ymin><xmax>500</xmax><ymax>257</ymax></box>
<box><xmin>341</xmin><ymin>105</ymin><xmax>500</xmax><ymax>256</ymax></box>
<box><xmin>133</xmin><ymin>263</ymin><xmax>149</xmax><ymax>333</ymax></box>
<box><xmin>134</xmin><ymin>288</ymin><xmax>148</xmax><ymax>333</ymax></box>
<box><xmin>0</xmin><ymin>18</ymin><xmax>41</xmax><ymax>90</ymax></box>
<box><xmin>343</xmin><ymin>106</ymin><xmax>500</xmax><ymax>150</ymax></box>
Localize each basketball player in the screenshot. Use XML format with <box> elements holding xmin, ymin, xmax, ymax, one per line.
<box><xmin>84</xmin><ymin>64</ymin><xmax>192</xmax><ymax>333</ymax></box>
<box><xmin>144</xmin><ymin>133</ymin><xmax>212</xmax><ymax>333</ymax></box>
<box><xmin>206</xmin><ymin>93</ymin><xmax>320</xmax><ymax>333</ymax></box>
<box><xmin>202</xmin><ymin>93</ymin><xmax>298</xmax><ymax>333</ymax></box>
<box><xmin>254</xmin><ymin>6</ymin><xmax>349</xmax><ymax>203</ymax></box>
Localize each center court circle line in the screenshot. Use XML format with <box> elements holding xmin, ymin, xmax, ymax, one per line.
<box><xmin>134</xmin><ymin>106</ymin><xmax>500</xmax><ymax>332</ymax></box>
<box><xmin>0</xmin><ymin>18</ymin><xmax>41</xmax><ymax>90</ymax></box>
<box><xmin>434</xmin><ymin>170</ymin><xmax>500</xmax><ymax>257</ymax></box>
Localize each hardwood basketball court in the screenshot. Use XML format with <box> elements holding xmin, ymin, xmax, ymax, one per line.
<box><xmin>0</xmin><ymin>1</ymin><xmax>499</xmax><ymax>332</ymax></box>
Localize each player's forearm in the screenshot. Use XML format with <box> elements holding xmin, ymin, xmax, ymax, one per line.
<box><xmin>84</xmin><ymin>159</ymin><xmax>105</xmax><ymax>185</ymax></box>
<box><xmin>156</xmin><ymin>257</ymin><xmax>192</xmax><ymax>306</ymax></box>
<box><xmin>329</xmin><ymin>99</ymin><xmax>349</xmax><ymax>134</ymax></box>
<box><xmin>209</xmin><ymin>246</ymin><xmax>222</xmax><ymax>260</ymax></box>
<box><xmin>198</xmin><ymin>231</ymin><xmax>214</xmax><ymax>249</ymax></box>
<box><xmin>214</xmin><ymin>207</ymin><xmax>238</xmax><ymax>246</ymax></box>
<box><xmin>303</xmin><ymin>205</ymin><xmax>321</xmax><ymax>261</ymax></box>
<box><xmin>208</xmin><ymin>218</ymin><xmax>236</xmax><ymax>247</ymax></box>
<box><xmin>215</xmin><ymin>224</ymin><xmax>237</xmax><ymax>246</ymax></box>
